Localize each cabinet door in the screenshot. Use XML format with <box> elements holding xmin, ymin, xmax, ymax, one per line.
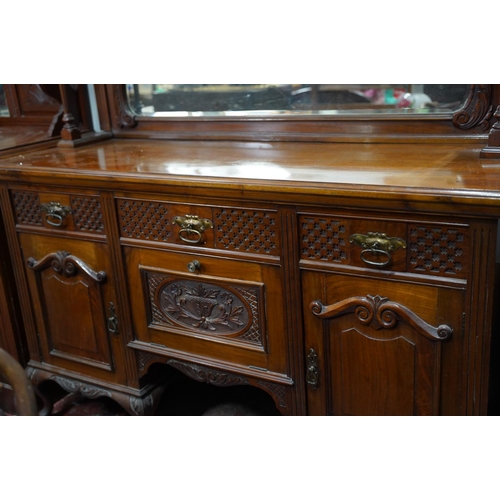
<box><xmin>303</xmin><ymin>272</ymin><xmax>465</xmax><ymax>416</ymax></box>
<box><xmin>19</xmin><ymin>234</ymin><xmax>122</xmax><ymax>380</ymax></box>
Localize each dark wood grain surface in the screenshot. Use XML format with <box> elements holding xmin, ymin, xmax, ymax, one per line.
<box><xmin>1</xmin><ymin>139</ymin><xmax>500</xmax><ymax>215</ymax></box>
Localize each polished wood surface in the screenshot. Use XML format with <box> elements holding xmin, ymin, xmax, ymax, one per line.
<box><xmin>0</xmin><ymin>140</ymin><xmax>500</xmax><ymax>214</ymax></box>
<box><xmin>0</xmin><ymin>126</ymin><xmax>58</xmax><ymax>157</ymax></box>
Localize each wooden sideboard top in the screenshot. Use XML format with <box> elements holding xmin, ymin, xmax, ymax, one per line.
<box><xmin>1</xmin><ymin>139</ymin><xmax>500</xmax><ymax>216</ymax></box>
<box><xmin>0</xmin><ymin>126</ymin><xmax>58</xmax><ymax>157</ymax></box>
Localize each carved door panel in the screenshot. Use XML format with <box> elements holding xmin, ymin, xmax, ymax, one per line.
<box><xmin>303</xmin><ymin>272</ymin><xmax>465</xmax><ymax>416</ymax></box>
<box><xmin>19</xmin><ymin>234</ymin><xmax>122</xmax><ymax>380</ymax></box>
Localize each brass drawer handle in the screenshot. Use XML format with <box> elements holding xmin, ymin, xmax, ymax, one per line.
<box><xmin>173</xmin><ymin>215</ymin><xmax>213</xmax><ymax>244</ymax></box>
<box><xmin>349</xmin><ymin>232</ymin><xmax>406</xmax><ymax>268</ymax></box>
<box><xmin>360</xmin><ymin>248</ymin><xmax>392</xmax><ymax>267</ymax></box>
<box><xmin>39</xmin><ymin>202</ymin><xmax>72</xmax><ymax>227</ymax></box>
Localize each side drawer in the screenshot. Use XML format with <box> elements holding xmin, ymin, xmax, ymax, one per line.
<box><xmin>298</xmin><ymin>212</ymin><xmax>469</xmax><ymax>279</ymax></box>
<box><xmin>10</xmin><ymin>188</ymin><xmax>105</xmax><ymax>235</ymax></box>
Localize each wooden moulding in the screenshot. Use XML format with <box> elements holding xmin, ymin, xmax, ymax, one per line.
<box><xmin>57</xmin><ymin>130</ymin><xmax>113</xmax><ymax>149</ymax></box>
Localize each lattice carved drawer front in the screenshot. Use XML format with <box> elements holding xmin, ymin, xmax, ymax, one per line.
<box><xmin>299</xmin><ymin>213</ymin><xmax>469</xmax><ymax>279</ymax></box>
<box><xmin>213</xmin><ymin>208</ymin><xmax>279</xmax><ymax>255</ymax></box>
<box><xmin>407</xmin><ymin>224</ymin><xmax>469</xmax><ymax>279</ymax></box>
<box><xmin>116</xmin><ymin>199</ymin><xmax>171</xmax><ymax>242</ymax></box>
<box><xmin>11</xmin><ymin>189</ymin><xmax>105</xmax><ymax>234</ymax></box>
<box><xmin>299</xmin><ymin>215</ymin><xmax>349</xmax><ymax>263</ymax></box>
<box><xmin>116</xmin><ymin>197</ymin><xmax>280</xmax><ymax>256</ymax></box>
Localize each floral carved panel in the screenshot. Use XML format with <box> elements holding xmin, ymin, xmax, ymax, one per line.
<box><xmin>143</xmin><ymin>270</ymin><xmax>266</xmax><ymax>351</ymax></box>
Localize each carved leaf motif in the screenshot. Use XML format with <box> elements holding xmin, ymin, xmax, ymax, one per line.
<box><xmin>158</xmin><ymin>279</ymin><xmax>249</xmax><ymax>334</ymax></box>
<box><xmin>146</xmin><ymin>271</ymin><xmax>264</xmax><ymax>346</ymax></box>
<box><xmin>167</xmin><ymin>359</ymin><xmax>249</xmax><ymax>387</ymax></box>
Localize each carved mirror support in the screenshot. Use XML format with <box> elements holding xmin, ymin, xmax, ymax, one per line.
<box><xmin>481</xmin><ymin>105</ymin><xmax>500</xmax><ymax>159</ymax></box>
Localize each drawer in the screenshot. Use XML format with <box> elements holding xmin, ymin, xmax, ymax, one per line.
<box><xmin>299</xmin><ymin>212</ymin><xmax>470</xmax><ymax>279</ymax></box>
<box><xmin>10</xmin><ymin>189</ymin><xmax>105</xmax><ymax>235</ymax></box>
<box><xmin>123</xmin><ymin>246</ymin><xmax>288</xmax><ymax>375</ymax></box>
<box><xmin>116</xmin><ymin>197</ymin><xmax>280</xmax><ymax>256</ymax></box>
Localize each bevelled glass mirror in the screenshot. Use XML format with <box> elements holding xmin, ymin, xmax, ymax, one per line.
<box><xmin>126</xmin><ymin>84</ymin><xmax>469</xmax><ymax>117</ymax></box>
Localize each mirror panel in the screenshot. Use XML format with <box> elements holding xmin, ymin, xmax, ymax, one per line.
<box><xmin>0</xmin><ymin>85</ymin><xmax>9</xmax><ymax>117</ymax></box>
<box><xmin>126</xmin><ymin>84</ymin><xmax>469</xmax><ymax>118</ymax></box>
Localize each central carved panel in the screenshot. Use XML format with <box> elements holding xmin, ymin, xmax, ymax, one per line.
<box><xmin>159</xmin><ymin>280</ymin><xmax>248</xmax><ymax>333</ymax></box>
<box><xmin>143</xmin><ymin>270</ymin><xmax>265</xmax><ymax>349</ymax></box>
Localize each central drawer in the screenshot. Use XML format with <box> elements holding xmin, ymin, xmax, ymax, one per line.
<box><xmin>123</xmin><ymin>245</ymin><xmax>288</xmax><ymax>375</ymax></box>
<box><xmin>116</xmin><ymin>196</ymin><xmax>280</xmax><ymax>256</ymax></box>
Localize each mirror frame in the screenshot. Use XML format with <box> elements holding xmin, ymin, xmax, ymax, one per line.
<box><xmin>100</xmin><ymin>84</ymin><xmax>498</xmax><ymax>143</ymax></box>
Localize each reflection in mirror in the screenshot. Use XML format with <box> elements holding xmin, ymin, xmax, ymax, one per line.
<box><xmin>127</xmin><ymin>84</ymin><xmax>469</xmax><ymax>117</ymax></box>
<box><xmin>0</xmin><ymin>85</ymin><xmax>9</xmax><ymax>117</ymax></box>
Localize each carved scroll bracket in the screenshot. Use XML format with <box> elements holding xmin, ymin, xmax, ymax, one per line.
<box><xmin>27</xmin><ymin>251</ymin><xmax>107</xmax><ymax>283</ymax></box>
<box><xmin>311</xmin><ymin>294</ymin><xmax>453</xmax><ymax>341</ymax></box>
<box><xmin>113</xmin><ymin>85</ymin><xmax>138</xmax><ymax>129</ymax></box>
<box><xmin>453</xmin><ymin>84</ymin><xmax>493</xmax><ymax>131</ymax></box>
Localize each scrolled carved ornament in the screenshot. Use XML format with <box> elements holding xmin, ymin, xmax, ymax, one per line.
<box><xmin>49</xmin><ymin>375</ymin><xmax>113</xmax><ymax>399</ymax></box>
<box><xmin>453</xmin><ymin>84</ymin><xmax>493</xmax><ymax>131</ymax></box>
<box><xmin>113</xmin><ymin>84</ymin><xmax>137</xmax><ymax>129</ymax></box>
<box><xmin>27</xmin><ymin>251</ymin><xmax>107</xmax><ymax>283</ymax></box>
<box><xmin>166</xmin><ymin>359</ymin><xmax>249</xmax><ymax>387</ymax></box>
<box><xmin>311</xmin><ymin>294</ymin><xmax>453</xmax><ymax>341</ymax></box>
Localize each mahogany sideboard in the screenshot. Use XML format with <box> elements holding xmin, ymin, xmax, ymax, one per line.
<box><xmin>0</xmin><ymin>138</ymin><xmax>499</xmax><ymax>415</ymax></box>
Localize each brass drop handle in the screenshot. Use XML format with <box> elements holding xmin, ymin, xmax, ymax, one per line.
<box><xmin>173</xmin><ymin>215</ymin><xmax>213</xmax><ymax>244</ymax></box>
<box><xmin>40</xmin><ymin>202</ymin><xmax>72</xmax><ymax>227</ymax></box>
<box><xmin>187</xmin><ymin>260</ymin><xmax>201</xmax><ymax>273</ymax></box>
<box><xmin>349</xmin><ymin>232</ymin><xmax>406</xmax><ymax>268</ymax></box>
